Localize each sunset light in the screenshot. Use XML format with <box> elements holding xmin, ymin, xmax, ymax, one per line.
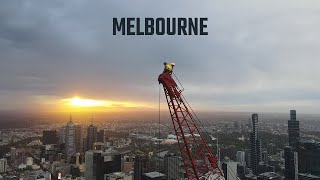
<box><xmin>61</xmin><ymin>97</ymin><xmax>143</xmax><ymax>109</ymax></box>
<box><xmin>69</xmin><ymin>97</ymin><xmax>110</xmax><ymax>107</ymax></box>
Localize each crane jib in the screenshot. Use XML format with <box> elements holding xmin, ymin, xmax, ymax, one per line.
<box><xmin>158</xmin><ymin>71</ymin><xmax>224</xmax><ymax>179</ymax></box>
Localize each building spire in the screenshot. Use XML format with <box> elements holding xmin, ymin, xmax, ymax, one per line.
<box><xmin>91</xmin><ymin>112</ymin><xmax>93</xmax><ymax>125</ymax></box>
<box><xmin>69</xmin><ymin>114</ymin><xmax>73</xmax><ymax>123</ymax></box>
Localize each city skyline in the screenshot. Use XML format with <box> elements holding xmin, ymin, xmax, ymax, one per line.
<box><xmin>1</xmin><ymin>109</ymin><xmax>320</xmax><ymax>179</ymax></box>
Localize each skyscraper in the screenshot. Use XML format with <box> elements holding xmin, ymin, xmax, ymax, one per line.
<box><xmin>97</xmin><ymin>129</ymin><xmax>105</xmax><ymax>143</ymax></box>
<box><xmin>288</xmin><ymin>110</ymin><xmax>300</xmax><ymax>150</ymax></box>
<box><xmin>284</xmin><ymin>146</ymin><xmax>298</xmax><ymax>180</ymax></box>
<box><xmin>164</xmin><ymin>153</ymin><xmax>181</xmax><ymax>180</ymax></box>
<box><xmin>85</xmin><ymin>151</ymin><xmax>94</xmax><ymax>180</ymax></box>
<box><xmin>75</xmin><ymin>125</ymin><xmax>82</xmax><ymax>153</ymax></box>
<box><xmin>298</xmin><ymin>140</ymin><xmax>320</xmax><ymax>176</ymax></box>
<box><xmin>42</xmin><ymin>130</ymin><xmax>58</xmax><ymax>145</ymax></box>
<box><xmin>96</xmin><ymin>149</ymin><xmax>121</xmax><ymax>180</ymax></box>
<box><xmin>134</xmin><ymin>155</ymin><xmax>151</xmax><ymax>180</ymax></box>
<box><xmin>87</xmin><ymin>124</ymin><xmax>97</xmax><ymax>150</ymax></box>
<box><xmin>285</xmin><ymin>110</ymin><xmax>300</xmax><ymax>180</ymax></box>
<box><xmin>250</xmin><ymin>113</ymin><xmax>261</xmax><ymax>175</ymax></box>
<box><xmin>65</xmin><ymin>116</ymin><xmax>76</xmax><ymax>161</ymax></box>
<box><xmin>84</xmin><ymin>149</ymin><xmax>121</xmax><ymax>180</ymax></box>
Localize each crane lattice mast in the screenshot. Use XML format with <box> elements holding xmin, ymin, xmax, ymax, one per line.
<box><xmin>158</xmin><ymin>71</ymin><xmax>224</xmax><ymax>180</ymax></box>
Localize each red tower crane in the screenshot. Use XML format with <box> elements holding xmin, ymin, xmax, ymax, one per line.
<box><xmin>158</xmin><ymin>71</ymin><xmax>224</xmax><ymax>180</ymax></box>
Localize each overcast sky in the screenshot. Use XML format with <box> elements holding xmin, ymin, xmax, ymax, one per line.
<box><xmin>1</xmin><ymin>0</ymin><xmax>320</xmax><ymax>113</ymax></box>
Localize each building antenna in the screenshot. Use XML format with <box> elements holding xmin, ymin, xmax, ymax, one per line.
<box><xmin>69</xmin><ymin>114</ymin><xmax>72</xmax><ymax>122</ymax></box>
<box><xmin>91</xmin><ymin>112</ymin><xmax>93</xmax><ymax>125</ymax></box>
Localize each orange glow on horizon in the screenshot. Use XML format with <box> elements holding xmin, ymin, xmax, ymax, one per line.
<box><xmin>68</xmin><ymin>97</ymin><xmax>110</xmax><ymax>107</ymax></box>
<box><xmin>61</xmin><ymin>97</ymin><xmax>147</xmax><ymax>110</ymax></box>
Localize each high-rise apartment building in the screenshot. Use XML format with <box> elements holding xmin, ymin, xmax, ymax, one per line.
<box><xmin>285</xmin><ymin>110</ymin><xmax>300</xmax><ymax>180</ymax></box>
<box><xmin>288</xmin><ymin>110</ymin><xmax>300</xmax><ymax>150</ymax></box>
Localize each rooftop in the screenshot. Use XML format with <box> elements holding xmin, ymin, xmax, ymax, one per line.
<box><xmin>143</xmin><ymin>172</ymin><xmax>165</xmax><ymax>178</ymax></box>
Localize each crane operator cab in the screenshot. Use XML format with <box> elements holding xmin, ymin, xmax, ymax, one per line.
<box><xmin>159</xmin><ymin>62</ymin><xmax>181</xmax><ymax>98</ymax></box>
<box><xmin>163</xmin><ymin>62</ymin><xmax>175</xmax><ymax>74</ymax></box>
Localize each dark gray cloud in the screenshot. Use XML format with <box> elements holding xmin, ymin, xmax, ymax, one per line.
<box><xmin>1</xmin><ymin>0</ymin><xmax>320</xmax><ymax>113</ymax></box>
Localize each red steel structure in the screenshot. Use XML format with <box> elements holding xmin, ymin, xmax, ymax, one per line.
<box><xmin>158</xmin><ymin>72</ymin><xmax>224</xmax><ymax>179</ymax></box>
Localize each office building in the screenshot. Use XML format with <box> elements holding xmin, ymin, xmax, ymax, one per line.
<box><xmin>250</xmin><ymin>114</ymin><xmax>262</xmax><ymax>175</ymax></box>
<box><xmin>298</xmin><ymin>140</ymin><xmax>320</xmax><ymax>175</ymax></box>
<box><xmin>96</xmin><ymin>149</ymin><xmax>121</xmax><ymax>180</ymax></box>
<box><xmin>237</xmin><ymin>163</ymin><xmax>246</xmax><ymax>178</ymax></box>
<box><xmin>87</xmin><ymin>124</ymin><xmax>97</xmax><ymax>150</ymax></box>
<box><xmin>42</xmin><ymin>130</ymin><xmax>58</xmax><ymax>145</ymax></box>
<box><xmin>85</xmin><ymin>149</ymin><xmax>121</xmax><ymax>180</ymax></box>
<box><xmin>97</xmin><ymin>129</ymin><xmax>105</xmax><ymax>142</ymax></box>
<box><xmin>85</xmin><ymin>151</ymin><xmax>94</xmax><ymax>180</ymax></box>
<box><xmin>285</xmin><ymin>110</ymin><xmax>300</xmax><ymax>180</ymax></box>
<box><xmin>164</xmin><ymin>153</ymin><xmax>180</xmax><ymax>180</ymax></box>
<box><xmin>284</xmin><ymin>146</ymin><xmax>298</xmax><ymax>180</ymax></box>
<box><xmin>237</xmin><ymin>151</ymin><xmax>246</xmax><ymax>164</ymax></box>
<box><xmin>75</xmin><ymin>125</ymin><xmax>82</xmax><ymax>153</ymax></box>
<box><xmin>65</xmin><ymin>116</ymin><xmax>76</xmax><ymax>161</ymax></box>
<box><xmin>134</xmin><ymin>155</ymin><xmax>151</xmax><ymax>180</ymax></box>
<box><xmin>222</xmin><ymin>161</ymin><xmax>238</xmax><ymax>180</ymax></box>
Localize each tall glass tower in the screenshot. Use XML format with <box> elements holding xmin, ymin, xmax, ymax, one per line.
<box><xmin>288</xmin><ymin>110</ymin><xmax>299</xmax><ymax>150</ymax></box>
<box><xmin>65</xmin><ymin>115</ymin><xmax>76</xmax><ymax>161</ymax></box>
<box><xmin>250</xmin><ymin>113</ymin><xmax>261</xmax><ymax>175</ymax></box>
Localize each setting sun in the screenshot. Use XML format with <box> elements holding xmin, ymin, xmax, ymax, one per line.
<box><xmin>69</xmin><ymin>97</ymin><xmax>110</xmax><ymax>107</ymax></box>
<box><xmin>61</xmin><ymin>97</ymin><xmax>145</xmax><ymax>110</ymax></box>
